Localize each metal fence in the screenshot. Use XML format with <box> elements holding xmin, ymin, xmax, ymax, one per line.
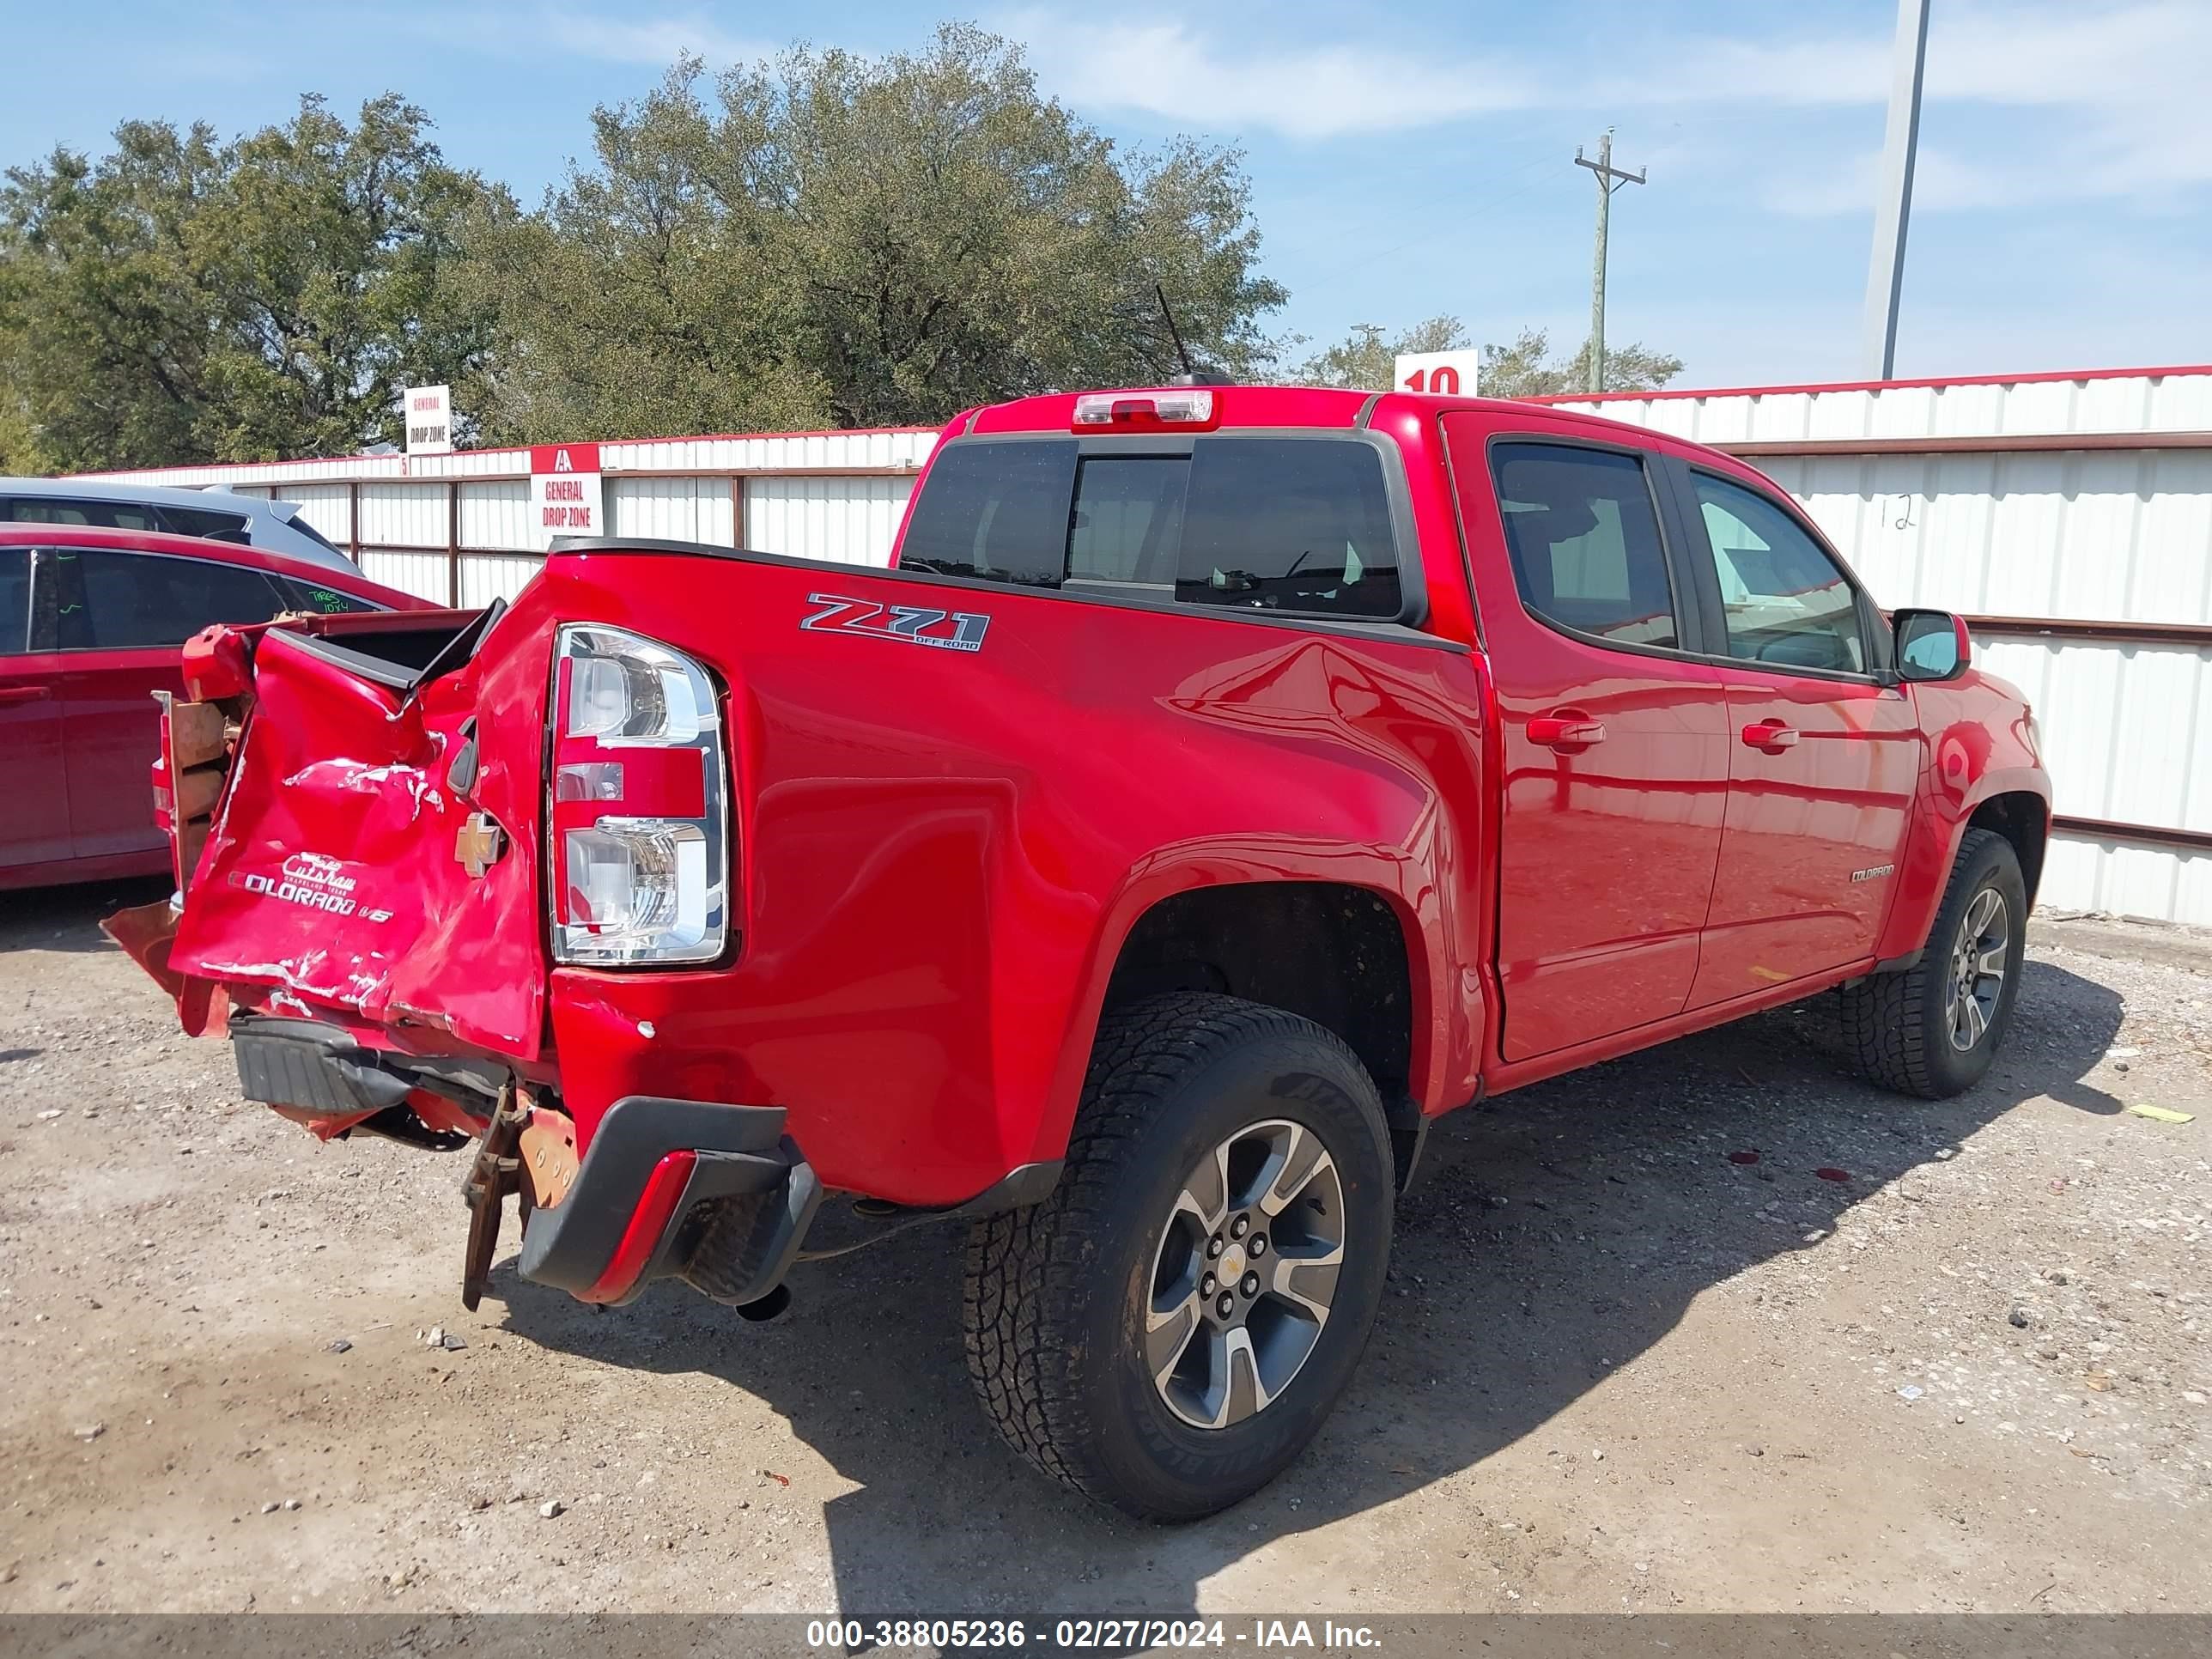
<box><xmin>87</xmin><ymin>366</ymin><xmax>2212</xmax><ymax>922</ymax></box>
<box><xmin>91</xmin><ymin>428</ymin><xmax>934</xmax><ymax>609</ymax></box>
<box><xmin>1541</xmin><ymin>365</ymin><xmax>2212</xmax><ymax>923</ymax></box>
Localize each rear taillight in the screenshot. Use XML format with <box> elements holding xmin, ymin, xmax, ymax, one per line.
<box><xmin>549</xmin><ymin>624</ymin><xmax>727</xmax><ymax>965</ymax></box>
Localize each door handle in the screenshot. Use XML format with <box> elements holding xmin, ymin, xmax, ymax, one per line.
<box><xmin>0</xmin><ymin>686</ymin><xmax>50</xmax><ymax>707</ymax></box>
<box><xmin>1528</xmin><ymin>714</ymin><xmax>1607</xmax><ymax>750</ymax></box>
<box><xmin>1741</xmin><ymin>719</ymin><xmax>1800</xmax><ymax>750</ymax></box>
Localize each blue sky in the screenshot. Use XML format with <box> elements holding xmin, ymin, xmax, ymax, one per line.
<box><xmin>5</xmin><ymin>1</ymin><xmax>2209</xmax><ymax>388</ymax></box>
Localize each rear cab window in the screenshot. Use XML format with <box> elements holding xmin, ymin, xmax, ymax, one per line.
<box><xmin>900</xmin><ymin>435</ymin><xmax>1408</xmax><ymax>622</ymax></box>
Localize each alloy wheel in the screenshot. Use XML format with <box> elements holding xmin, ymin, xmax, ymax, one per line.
<box><xmin>1945</xmin><ymin>885</ymin><xmax>2009</xmax><ymax>1051</ymax></box>
<box><xmin>1144</xmin><ymin>1119</ymin><xmax>1346</xmax><ymax>1431</ymax></box>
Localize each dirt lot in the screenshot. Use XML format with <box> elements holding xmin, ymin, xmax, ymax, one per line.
<box><xmin>0</xmin><ymin>879</ymin><xmax>2205</xmax><ymax>1615</ymax></box>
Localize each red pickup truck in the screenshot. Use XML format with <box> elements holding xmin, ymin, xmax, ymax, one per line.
<box><xmin>110</xmin><ymin>384</ymin><xmax>2049</xmax><ymax>1520</ymax></box>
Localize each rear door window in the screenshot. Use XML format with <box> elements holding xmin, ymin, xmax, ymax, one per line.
<box><xmin>277</xmin><ymin>576</ymin><xmax>382</xmax><ymax>615</ymax></box>
<box><xmin>54</xmin><ymin>550</ymin><xmax>289</xmax><ymax>649</ymax></box>
<box><xmin>898</xmin><ymin>436</ymin><xmax>1404</xmax><ymax>620</ymax></box>
<box><xmin>0</xmin><ymin>549</ymin><xmax>27</xmax><ymax>653</ymax></box>
<box><xmin>1489</xmin><ymin>443</ymin><xmax>1680</xmax><ymax>650</ymax></box>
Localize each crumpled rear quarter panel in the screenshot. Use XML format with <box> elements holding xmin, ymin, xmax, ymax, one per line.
<box><xmin>169</xmin><ymin>607</ymin><xmax>556</xmax><ymax>1060</ymax></box>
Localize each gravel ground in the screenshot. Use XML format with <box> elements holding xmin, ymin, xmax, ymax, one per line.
<box><xmin>0</xmin><ymin>879</ymin><xmax>2205</xmax><ymax>1614</ymax></box>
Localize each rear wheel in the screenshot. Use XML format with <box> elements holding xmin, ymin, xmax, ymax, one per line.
<box><xmin>1840</xmin><ymin>827</ymin><xmax>2027</xmax><ymax>1097</ymax></box>
<box><xmin>963</xmin><ymin>993</ymin><xmax>1394</xmax><ymax>1521</ymax></box>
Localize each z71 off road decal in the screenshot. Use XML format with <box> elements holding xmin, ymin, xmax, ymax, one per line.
<box><xmin>800</xmin><ymin>594</ymin><xmax>990</xmax><ymax>653</ymax></box>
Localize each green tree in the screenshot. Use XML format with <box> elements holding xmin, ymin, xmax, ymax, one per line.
<box><xmin>1480</xmin><ymin>325</ymin><xmax>1683</xmax><ymax>398</ymax></box>
<box><xmin>1296</xmin><ymin>316</ymin><xmax>1470</xmax><ymax>391</ymax></box>
<box><xmin>0</xmin><ymin>94</ymin><xmax>507</xmax><ymax>471</ymax></box>
<box><xmin>1295</xmin><ymin>318</ymin><xmax>1682</xmax><ymax>398</ymax></box>
<box><xmin>459</xmin><ymin>24</ymin><xmax>1288</xmax><ymax>440</ymax></box>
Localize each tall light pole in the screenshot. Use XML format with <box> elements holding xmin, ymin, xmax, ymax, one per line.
<box><xmin>1862</xmin><ymin>0</ymin><xmax>1931</xmax><ymax>380</ymax></box>
<box><xmin>1576</xmin><ymin>130</ymin><xmax>1645</xmax><ymax>394</ymax></box>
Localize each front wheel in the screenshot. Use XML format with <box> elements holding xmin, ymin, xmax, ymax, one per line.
<box><xmin>963</xmin><ymin>993</ymin><xmax>1395</xmax><ymax>1521</ymax></box>
<box><xmin>1840</xmin><ymin>827</ymin><xmax>2027</xmax><ymax>1097</ymax></box>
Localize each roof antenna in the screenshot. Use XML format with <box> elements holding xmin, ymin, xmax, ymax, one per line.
<box><xmin>1156</xmin><ymin>283</ymin><xmax>1196</xmax><ymax>380</ymax></box>
<box><xmin>1156</xmin><ymin>283</ymin><xmax>1226</xmax><ymax>386</ymax></box>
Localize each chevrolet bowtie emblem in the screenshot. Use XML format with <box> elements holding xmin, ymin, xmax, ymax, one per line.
<box><xmin>455</xmin><ymin>811</ymin><xmax>507</xmax><ymax>879</ymax></box>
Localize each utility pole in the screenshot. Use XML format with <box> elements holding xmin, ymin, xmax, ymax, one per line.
<box><xmin>1575</xmin><ymin>130</ymin><xmax>1646</xmax><ymax>394</ymax></box>
<box><xmin>1862</xmin><ymin>0</ymin><xmax>1931</xmax><ymax>379</ymax></box>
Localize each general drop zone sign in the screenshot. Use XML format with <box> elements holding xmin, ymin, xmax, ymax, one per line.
<box><xmin>404</xmin><ymin>385</ymin><xmax>453</xmax><ymax>456</ymax></box>
<box><xmin>531</xmin><ymin>444</ymin><xmax>605</xmax><ymax>550</ymax></box>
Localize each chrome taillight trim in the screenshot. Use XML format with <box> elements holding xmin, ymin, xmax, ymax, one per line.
<box><xmin>547</xmin><ymin>623</ymin><xmax>730</xmax><ymax>967</ymax></box>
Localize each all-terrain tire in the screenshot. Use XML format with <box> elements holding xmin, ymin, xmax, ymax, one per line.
<box><xmin>962</xmin><ymin>993</ymin><xmax>1395</xmax><ymax>1522</ymax></box>
<box><xmin>1840</xmin><ymin>828</ymin><xmax>2027</xmax><ymax>1098</ymax></box>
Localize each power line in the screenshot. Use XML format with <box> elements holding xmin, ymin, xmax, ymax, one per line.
<box><xmin>1574</xmin><ymin>129</ymin><xmax>1645</xmax><ymax>394</ymax></box>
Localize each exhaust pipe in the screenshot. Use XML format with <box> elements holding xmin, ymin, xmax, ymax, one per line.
<box><xmin>733</xmin><ymin>1284</ymin><xmax>792</xmax><ymax>1323</ymax></box>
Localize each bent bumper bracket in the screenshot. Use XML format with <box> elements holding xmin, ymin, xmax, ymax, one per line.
<box><xmin>459</xmin><ymin>1083</ymin><xmax>528</xmax><ymax>1311</ymax></box>
<box><xmin>516</xmin><ymin>1095</ymin><xmax>814</xmax><ymax>1310</ymax></box>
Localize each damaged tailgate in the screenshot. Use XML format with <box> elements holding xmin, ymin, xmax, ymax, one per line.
<box><xmin>156</xmin><ymin>610</ymin><xmax>555</xmax><ymax>1061</ymax></box>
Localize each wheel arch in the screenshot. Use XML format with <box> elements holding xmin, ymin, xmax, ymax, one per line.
<box><xmin>1966</xmin><ymin>788</ymin><xmax>2049</xmax><ymax>911</ymax></box>
<box><xmin>1877</xmin><ymin>773</ymin><xmax>2051</xmax><ymax>966</ymax></box>
<box><xmin>1054</xmin><ymin>874</ymin><xmax>1452</xmax><ymax>1189</ymax></box>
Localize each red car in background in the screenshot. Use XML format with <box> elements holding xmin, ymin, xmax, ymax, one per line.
<box><xmin>0</xmin><ymin>523</ymin><xmax>427</xmax><ymax>890</ymax></box>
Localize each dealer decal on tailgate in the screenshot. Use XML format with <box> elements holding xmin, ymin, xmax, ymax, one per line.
<box><xmin>800</xmin><ymin>593</ymin><xmax>990</xmax><ymax>653</ymax></box>
<box><xmin>232</xmin><ymin>852</ymin><xmax>396</xmax><ymax>923</ymax></box>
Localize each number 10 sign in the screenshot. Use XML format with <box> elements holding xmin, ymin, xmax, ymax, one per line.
<box><xmin>1392</xmin><ymin>349</ymin><xmax>1481</xmax><ymax>397</ymax></box>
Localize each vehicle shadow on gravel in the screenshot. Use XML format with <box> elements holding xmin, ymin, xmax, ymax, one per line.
<box><xmin>498</xmin><ymin>957</ymin><xmax>2122</xmax><ymax>1615</ymax></box>
<box><xmin>0</xmin><ymin>877</ymin><xmax>168</xmax><ymax>955</ymax></box>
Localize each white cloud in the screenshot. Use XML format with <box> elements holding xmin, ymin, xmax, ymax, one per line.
<box><xmin>1009</xmin><ymin>11</ymin><xmax>1539</xmax><ymax>138</ymax></box>
<box><xmin>1762</xmin><ymin>145</ymin><xmax>2090</xmax><ymax>218</ymax></box>
<box><xmin>533</xmin><ymin>10</ymin><xmax>771</xmax><ymax>68</ymax></box>
<box><xmin>1589</xmin><ymin>34</ymin><xmax>1889</xmax><ymax>111</ymax></box>
<box><xmin>400</xmin><ymin>7</ymin><xmax>774</xmax><ymax>70</ymax></box>
<box><xmin>1010</xmin><ymin>2</ymin><xmax>2212</xmax><ymax>163</ymax></box>
<box><xmin>1925</xmin><ymin>1</ymin><xmax>2209</xmax><ymax>106</ymax></box>
<box><xmin>1747</xmin><ymin>2</ymin><xmax>2212</xmax><ymax>216</ymax></box>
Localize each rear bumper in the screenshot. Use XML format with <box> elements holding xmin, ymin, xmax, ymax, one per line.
<box><xmin>518</xmin><ymin>1095</ymin><xmax>823</xmax><ymax>1309</ymax></box>
<box><xmin>222</xmin><ymin>1019</ymin><xmax>1061</xmax><ymax>1311</ymax></box>
<box><xmin>227</xmin><ymin>1024</ymin><xmax>823</xmax><ymax>1305</ymax></box>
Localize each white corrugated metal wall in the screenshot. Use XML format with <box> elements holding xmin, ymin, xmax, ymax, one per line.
<box><xmin>456</xmin><ymin>480</ymin><xmax>530</xmax><ymax>550</ymax></box>
<box><xmin>1544</xmin><ymin>368</ymin><xmax>2212</xmax><ymax>922</ymax></box>
<box><xmin>608</xmin><ymin>476</ymin><xmax>739</xmax><ymax>544</ymax></box>
<box><xmin>93</xmin><ymin>428</ymin><xmax>934</xmax><ymax>614</ymax></box>
<box><xmin>746</xmin><ymin>476</ymin><xmax>916</xmax><ymax>564</ymax></box>
<box><xmin>267</xmin><ymin>481</ymin><xmax>351</xmax><ymax>544</ymax></box>
<box><xmin>1542</xmin><ymin>371</ymin><xmax>2212</xmax><ymax>444</ymax></box>
<box><xmin>78</xmin><ymin>372</ymin><xmax>2212</xmax><ymax>920</ymax></box>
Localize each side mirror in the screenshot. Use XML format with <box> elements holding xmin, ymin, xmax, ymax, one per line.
<box><xmin>1894</xmin><ymin>608</ymin><xmax>1971</xmax><ymax>683</ymax></box>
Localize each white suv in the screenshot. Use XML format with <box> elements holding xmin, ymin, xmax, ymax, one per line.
<box><xmin>0</xmin><ymin>477</ymin><xmax>358</xmax><ymax>574</ymax></box>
